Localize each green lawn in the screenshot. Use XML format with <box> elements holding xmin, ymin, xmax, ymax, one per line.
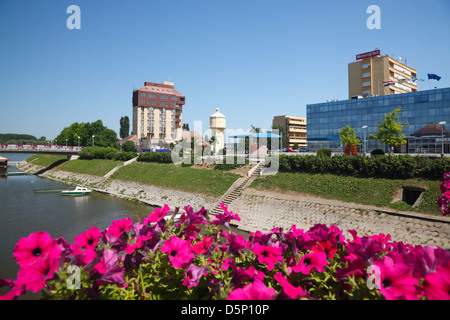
<box><xmin>111</xmin><ymin>162</ymin><xmax>241</xmax><ymax>197</ymax></box>
<box><xmin>250</xmin><ymin>172</ymin><xmax>442</xmax><ymax>215</ymax></box>
<box><xmin>26</xmin><ymin>154</ymin><xmax>67</xmax><ymax>167</ymax></box>
<box><xmin>57</xmin><ymin>159</ymin><xmax>123</xmax><ymax>176</ymax></box>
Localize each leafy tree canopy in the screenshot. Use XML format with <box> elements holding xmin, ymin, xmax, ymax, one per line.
<box><xmin>55</xmin><ymin>120</ymin><xmax>117</xmax><ymax>148</ymax></box>
<box><xmin>370</xmin><ymin>107</ymin><xmax>408</xmax><ymax>149</ymax></box>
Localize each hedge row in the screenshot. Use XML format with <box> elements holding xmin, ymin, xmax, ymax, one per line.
<box><xmin>278</xmin><ymin>154</ymin><xmax>450</xmax><ymax>180</ymax></box>
<box><xmin>78</xmin><ymin>146</ymin><xmax>137</xmax><ymax>161</ymax></box>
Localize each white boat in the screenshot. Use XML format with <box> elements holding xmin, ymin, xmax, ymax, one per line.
<box><xmin>61</xmin><ymin>186</ymin><xmax>92</xmax><ymax>196</ymax></box>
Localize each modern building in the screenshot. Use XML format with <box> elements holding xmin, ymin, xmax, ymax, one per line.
<box><xmin>209</xmin><ymin>108</ymin><xmax>226</xmax><ymax>154</ymax></box>
<box><xmin>132</xmin><ymin>81</ymin><xmax>186</xmax><ymax>147</ymax></box>
<box><xmin>348</xmin><ymin>49</ymin><xmax>418</xmax><ymax>99</ymax></box>
<box><xmin>307</xmin><ymin>87</ymin><xmax>450</xmax><ymax>154</ymax></box>
<box><xmin>272</xmin><ymin>115</ymin><xmax>307</xmax><ymax>148</ymax></box>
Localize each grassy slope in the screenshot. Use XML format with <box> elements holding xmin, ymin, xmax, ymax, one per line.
<box><xmin>110</xmin><ymin>162</ymin><xmax>240</xmax><ymax>197</ymax></box>
<box><xmin>250</xmin><ymin>172</ymin><xmax>441</xmax><ymax>215</ymax></box>
<box><xmin>56</xmin><ymin>159</ymin><xmax>123</xmax><ymax>176</ymax></box>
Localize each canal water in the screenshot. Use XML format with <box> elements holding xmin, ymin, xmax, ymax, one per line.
<box><xmin>0</xmin><ymin>153</ymin><xmax>156</xmax><ymax>296</ymax></box>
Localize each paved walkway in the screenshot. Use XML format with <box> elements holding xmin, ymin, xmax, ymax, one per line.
<box><xmin>229</xmin><ymin>189</ymin><xmax>450</xmax><ymax>249</ymax></box>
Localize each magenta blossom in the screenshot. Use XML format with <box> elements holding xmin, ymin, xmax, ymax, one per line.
<box><xmin>161</xmin><ymin>236</ymin><xmax>194</xmax><ymax>269</ymax></box>
<box><xmin>227</xmin><ymin>279</ymin><xmax>277</xmax><ymax>300</ymax></box>
<box><xmin>182</xmin><ymin>264</ymin><xmax>207</xmax><ymax>289</ymax></box>
<box><xmin>424</xmin><ymin>261</ymin><xmax>450</xmax><ymax>300</ymax></box>
<box><xmin>124</xmin><ymin>234</ymin><xmax>153</xmax><ymax>254</ymax></box>
<box><xmin>106</xmin><ymin>217</ymin><xmax>133</xmax><ymax>238</ymax></box>
<box><xmin>373</xmin><ymin>256</ymin><xmax>419</xmax><ymax>300</ymax></box>
<box><xmin>292</xmin><ymin>251</ymin><xmax>328</xmax><ymax>274</ymax></box>
<box><xmin>406</xmin><ymin>246</ymin><xmax>450</xmax><ymax>278</ymax></box>
<box><xmin>230</xmin><ymin>265</ymin><xmax>265</xmax><ymax>287</ymax></box>
<box><xmin>222</xmin><ymin>231</ymin><xmax>249</xmax><ymax>256</ymax></box>
<box><xmin>17</xmin><ymin>256</ymin><xmax>60</xmax><ymax>293</ymax></box>
<box><xmin>191</xmin><ymin>236</ymin><xmax>214</xmax><ymax>254</ymax></box>
<box><xmin>274</xmin><ymin>272</ymin><xmax>309</xmax><ymax>299</ymax></box>
<box><xmin>211</xmin><ymin>203</ymin><xmax>241</xmax><ymax>229</ymax></box>
<box><xmin>252</xmin><ymin>242</ymin><xmax>283</xmax><ymax>271</ymax></box>
<box><xmin>13</xmin><ymin>231</ymin><xmax>62</xmax><ymax>267</ymax></box>
<box><xmin>143</xmin><ymin>204</ymin><xmax>170</xmax><ymax>225</ymax></box>
<box><xmin>73</xmin><ymin>226</ymin><xmax>102</xmax><ymax>250</ymax></box>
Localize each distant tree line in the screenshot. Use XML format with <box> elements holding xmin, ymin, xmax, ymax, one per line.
<box><xmin>0</xmin><ymin>134</ymin><xmax>47</xmax><ymax>144</ymax></box>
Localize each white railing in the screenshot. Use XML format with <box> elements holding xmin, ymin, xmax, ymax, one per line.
<box><xmin>0</xmin><ymin>144</ymin><xmax>83</xmax><ymax>153</ymax></box>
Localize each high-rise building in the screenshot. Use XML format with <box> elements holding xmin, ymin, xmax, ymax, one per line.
<box><xmin>348</xmin><ymin>49</ymin><xmax>418</xmax><ymax>99</ymax></box>
<box><xmin>132</xmin><ymin>81</ymin><xmax>186</xmax><ymax>145</ymax></box>
<box><xmin>272</xmin><ymin>115</ymin><xmax>307</xmax><ymax>148</ymax></box>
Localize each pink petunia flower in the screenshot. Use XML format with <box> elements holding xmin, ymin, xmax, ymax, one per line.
<box><xmin>424</xmin><ymin>261</ymin><xmax>450</xmax><ymax>300</ymax></box>
<box><xmin>143</xmin><ymin>204</ymin><xmax>170</xmax><ymax>225</ymax></box>
<box><xmin>124</xmin><ymin>234</ymin><xmax>153</xmax><ymax>254</ymax></box>
<box><xmin>17</xmin><ymin>256</ymin><xmax>60</xmax><ymax>293</ymax></box>
<box><xmin>274</xmin><ymin>272</ymin><xmax>309</xmax><ymax>299</ymax></box>
<box><xmin>211</xmin><ymin>203</ymin><xmax>241</xmax><ymax>229</ymax></box>
<box><xmin>191</xmin><ymin>236</ymin><xmax>214</xmax><ymax>254</ymax></box>
<box><xmin>312</xmin><ymin>240</ymin><xmax>338</xmax><ymax>260</ymax></box>
<box><xmin>406</xmin><ymin>245</ymin><xmax>450</xmax><ymax>278</ymax></box>
<box><xmin>292</xmin><ymin>251</ymin><xmax>329</xmax><ymax>274</ymax></box>
<box><xmin>13</xmin><ymin>231</ymin><xmax>62</xmax><ymax>267</ymax></box>
<box><xmin>227</xmin><ymin>279</ymin><xmax>277</xmax><ymax>300</ymax></box>
<box><xmin>182</xmin><ymin>264</ymin><xmax>207</xmax><ymax>289</ymax></box>
<box><xmin>106</xmin><ymin>217</ymin><xmax>133</xmax><ymax>238</ymax></box>
<box><xmin>336</xmin><ymin>253</ymin><xmax>367</xmax><ymax>281</ymax></box>
<box><xmin>230</xmin><ymin>266</ymin><xmax>265</xmax><ymax>287</ymax></box>
<box><xmin>373</xmin><ymin>256</ymin><xmax>419</xmax><ymax>300</ymax></box>
<box><xmin>161</xmin><ymin>235</ymin><xmax>194</xmax><ymax>269</ymax></box>
<box><xmin>222</xmin><ymin>231</ymin><xmax>249</xmax><ymax>256</ymax></box>
<box><xmin>252</xmin><ymin>242</ymin><xmax>283</xmax><ymax>271</ymax></box>
<box><xmin>73</xmin><ymin>226</ymin><xmax>102</xmax><ymax>250</ymax></box>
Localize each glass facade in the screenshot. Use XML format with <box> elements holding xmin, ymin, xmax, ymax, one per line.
<box><xmin>306</xmin><ymin>87</ymin><xmax>450</xmax><ymax>153</ymax></box>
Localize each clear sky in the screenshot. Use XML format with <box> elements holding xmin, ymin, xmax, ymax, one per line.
<box><xmin>1</xmin><ymin>0</ymin><xmax>449</xmax><ymax>141</ymax></box>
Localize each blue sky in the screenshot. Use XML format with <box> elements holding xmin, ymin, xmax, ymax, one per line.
<box><xmin>0</xmin><ymin>0</ymin><xmax>449</xmax><ymax>140</ymax></box>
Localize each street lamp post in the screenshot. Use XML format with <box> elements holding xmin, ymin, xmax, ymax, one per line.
<box><xmin>78</xmin><ymin>136</ymin><xmax>80</xmax><ymax>148</ymax></box>
<box><xmin>362</xmin><ymin>125</ymin><xmax>368</xmax><ymax>155</ymax></box>
<box><xmin>92</xmin><ymin>135</ymin><xmax>95</xmax><ymax>146</ymax></box>
<box><xmin>439</xmin><ymin>121</ymin><xmax>446</xmax><ymax>156</ymax></box>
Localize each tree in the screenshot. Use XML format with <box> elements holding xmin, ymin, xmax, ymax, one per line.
<box><xmin>370</xmin><ymin>107</ymin><xmax>408</xmax><ymax>154</ymax></box>
<box><xmin>120</xmin><ymin>116</ymin><xmax>130</xmax><ymax>139</ymax></box>
<box><xmin>339</xmin><ymin>126</ymin><xmax>360</xmax><ymax>156</ymax></box>
<box><xmin>55</xmin><ymin>120</ymin><xmax>117</xmax><ymax>148</ymax></box>
<box><xmin>122</xmin><ymin>140</ymin><xmax>136</xmax><ymax>152</ymax></box>
<box><xmin>182</xmin><ymin>123</ymin><xmax>190</xmax><ymax>131</ymax></box>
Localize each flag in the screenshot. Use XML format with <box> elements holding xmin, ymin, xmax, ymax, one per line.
<box><xmin>428</xmin><ymin>74</ymin><xmax>441</xmax><ymax>81</ymax></box>
<box><xmin>383</xmin><ymin>80</ymin><xmax>395</xmax><ymax>86</ymax></box>
<box><xmin>411</xmin><ymin>77</ymin><xmax>425</xmax><ymax>82</ymax></box>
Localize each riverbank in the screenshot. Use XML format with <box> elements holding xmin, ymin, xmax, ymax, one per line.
<box><xmin>18</xmin><ymin>159</ymin><xmax>450</xmax><ymax>249</ymax></box>
<box><xmin>18</xmin><ymin>161</ymin><xmax>219</xmax><ymax>211</ymax></box>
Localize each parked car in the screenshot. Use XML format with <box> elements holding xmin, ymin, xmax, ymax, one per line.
<box><xmin>299</xmin><ymin>148</ymin><xmax>309</xmax><ymax>152</ymax></box>
<box><xmin>287</xmin><ymin>148</ymin><xmax>295</xmax><ymax>152</ymax></box>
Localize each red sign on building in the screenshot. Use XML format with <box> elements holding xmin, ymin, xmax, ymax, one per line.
<box><xmin>356</xmin><ymin>50</ymin><xmax>380</xmax><ymax>60</ymax></box>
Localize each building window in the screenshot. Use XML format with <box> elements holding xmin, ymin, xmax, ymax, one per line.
<box><xmin>362</xmin><ymin>72</ymin><xmax>371</xmax><ymax>78</ymax></box>
<box><xmin>159</xmin><ymin>101</ymin><xmax>168</xmax><ymax>106</ymax></box>
<box><xmin>362</xmin><ymin>63</ymin><xmax>370</xmax><ymax>69</ymax></box>
<box><xmin>140</xmin><ymin>93</ymin><xmax>145</xmax><ymax>97</ymax></box>
<box><xmin>363</xmin><ymin>81</ymin><xmax>371</xmax><ymax>87</ymax></box>
<box><xmin>171</xmin><ymin>96</ymin><xmax>178</xmax><ymax>101</ymax></box>
<box><xmin>159</xmin><ymin>95</ymin><xmax>168</xmax><ymax>100</ymax></box>
<box><xmin>140</xmin><ymin>99</ymin><xmax>145</xmax><ymax>104</ymax></box>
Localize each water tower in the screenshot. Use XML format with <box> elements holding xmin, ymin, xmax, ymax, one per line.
<box><xmin>209</xmin><ymin>108</ymin><xmax>226</xmax><ymax>154</ymax></box>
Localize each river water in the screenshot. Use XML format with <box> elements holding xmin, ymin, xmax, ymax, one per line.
<box><xmin>0</xmin><ymin>153</ymin><xmax>156</xmax><ymax>295</ymax></box>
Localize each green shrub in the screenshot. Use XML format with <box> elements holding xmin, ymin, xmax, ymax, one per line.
<box><xmin>122</xmin><ymin>141</ymin><xmax>137</xmax><ymax>152</ymax></box>
<box><xmin>371</xmin><ymin>149</ymin><xmax>385</xmax><ymax>157</ymax></box>
<box><xmin>113</xmin><ymin>151</ymin><xmax>137</xmax><ymax>161</ymax></box>
<box><xmin>317</xmin><ymin>148</ymin><xmax>331</xmax><ymax>158</ymax></box>
<box><xmin>138</xmin><ymin>152</ymin><xmax>173</xmax><ymax>164</ymax></box>
<box><xmin>78</xmin><ymin>146</ymin><xmax>117</xmax><ymax>160</ymax></box>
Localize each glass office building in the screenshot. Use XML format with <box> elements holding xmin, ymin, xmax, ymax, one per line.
<box><xmin>306</xmin><ymin>87</ymin><xmax>450</xmax><ymax>154</ymax></box>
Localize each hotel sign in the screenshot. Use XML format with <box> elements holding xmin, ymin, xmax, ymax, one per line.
<box><xmin>356</xmin><ymin>50</ymin><xmax>380</xmax><ymax>60</ymax></box>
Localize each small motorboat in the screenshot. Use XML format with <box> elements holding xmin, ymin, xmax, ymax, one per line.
<box><xmin>61</xmin><ymin>186</ymin><xmax>92</xmax><ymax>196</ymax></box>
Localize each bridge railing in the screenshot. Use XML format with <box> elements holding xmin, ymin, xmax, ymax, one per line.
<box><xmin>0</xmin><ymin>144</ymin><xmax>84</xmax><ymax>152</ymax></box>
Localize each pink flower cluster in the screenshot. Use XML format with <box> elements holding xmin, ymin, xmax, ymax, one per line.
<box><xmin>437</xmin><ymin>171</ymin><xmax>450</xmax><ymax>216</ymax></box>
<box><xmin>1</xmin><ymin>203</ymin><xmax>449</xmax><ymax>300</ymax></box>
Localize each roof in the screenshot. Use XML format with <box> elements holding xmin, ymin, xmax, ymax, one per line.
<box><xmin>138</xmin><ymin>82</ymin><xmax>185</xmax><ymax>98</ymax></box>
<box><xmin>210</xmin><ymin>108</ymin><xmax>226</xmax><ymax>118</ymax></box>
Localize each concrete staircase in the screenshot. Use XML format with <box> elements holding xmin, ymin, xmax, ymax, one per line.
<box><xmin>102</xmin><ymin>156</ymin><xmax>138</xmax><ymax>180</ymax></box>
<box><xmin>209</xmin><ymin>161</ymin><xmax>264</xmax><ymax>216</ymax></box>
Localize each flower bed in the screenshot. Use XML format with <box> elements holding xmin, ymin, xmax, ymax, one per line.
<box><xmin>1</xmin><ymin>202</ymin><xmax>449</xmax><ymax>300</ymax></box>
